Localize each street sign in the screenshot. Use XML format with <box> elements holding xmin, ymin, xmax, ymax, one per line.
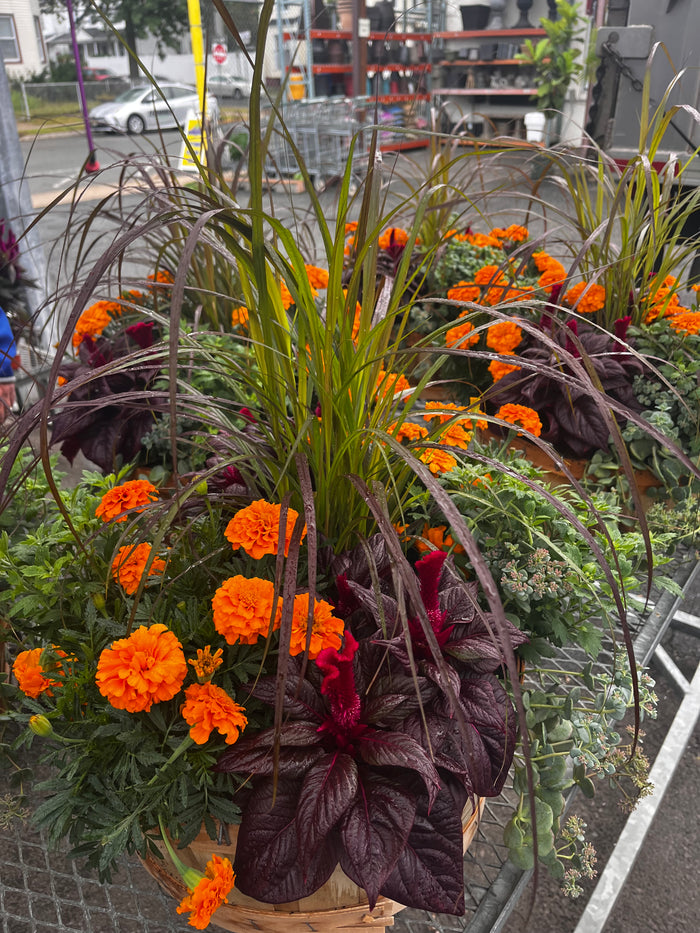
<box><xmin>212</xmin><ymin>43</ymin><xmax>228</xmax><ymax>65</ymax></box>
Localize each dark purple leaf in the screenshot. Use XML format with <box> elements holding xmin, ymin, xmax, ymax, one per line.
<box><xmin>459</xmin><ymin>675</ymin><xmax>518</xmax><ymax>795</ymax></box>
<box><xmin>296</xmin><ymin>752</ymin><xmax>358</xmax><ymax>869</ymax></box>
<box><xmin>216</xmin><ymin>722</ymin><xmax>322</xmax><ymax>774</ymax></box>
<box><xmin>354</xmin><ymin>729</ymin><xmax>441</xmax><ymax>805</ymax></box>
<box><xmin>338</xmin><ymin>772</ymin><xmax>417</xmax><ymax>907</ymax></box>
<box><xmin>251</xmin><ymin>673</ymin><xmax>325</xmax><ymax>720</ymax></box>
<box><xmin>234</xmin><ymin>777</ymin><xmax>339</xmax><ymax>902</ymax></box>
<box><xmin>379</xmin><ymin>783</ymin><xmax>465</xmax><ymax>914</ymax></box>
<box><xmin>216</xmin><ymin>742</ymin><xmax>325</xmax><ymax>779</ymax></box>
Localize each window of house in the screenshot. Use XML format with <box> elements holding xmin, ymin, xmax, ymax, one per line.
<box><xmin>34</xmin><ymin>16</ymin><xmax>46</xmax><ymax>64</ymax></box>
<box><xmin>0</xmin><ymin>14</ymin><xmax>21</xmax><ymax>63</ymax></box>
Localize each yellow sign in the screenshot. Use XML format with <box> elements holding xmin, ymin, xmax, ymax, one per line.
<box><xmin>179</xmin><ymin>111</ymin><xmax>206</xmax><ymax>171</ymax></box>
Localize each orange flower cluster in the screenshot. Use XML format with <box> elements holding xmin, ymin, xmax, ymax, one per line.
<box><xmin>438</xmin><ymin>421</ymin><xmax>472</xmax><ymax>449</ymax></box>
<box><xmin>668</xmin><ymin>310</ymin><xmax>700</xmax><ymax>335</ymax></box>
<box><xmin>225</xmin><ymin>499</ymin><xmax>305</xmax><ymax>559</ymax></box>
<box><xmin>231</xmin><ymin>306</ymin><xmax>249</xmax><ymax>328</ymax></box>
<box><xmin>96</xmin><ymin>624</ymin><xmax>187</xmax><ymax>713</ymax></box>
<box><xmin>280</xmin><ymin>280</ymin><xmax>294</xmax><ymax>310</ymax></box>
<box><xmin>181</xmin><ymin>682</ymin><xmax>248</xmax><ymax>745</ymax></box>
<box><xmin>176</xmin><ymin>854</ymin><xmax>236</xmax><ymax>930</ymax></box>
<box><xmin>148</xmin><ymin>269</ymin><xmax>175</xmax><ymax>285</ymax></box>
<box><xmin>96</xmin><ymin>479</ymin><xmax>159</xmax><ymax>523</ymax></box>
<box><xmin>486</xmin><ymin>320</ymin><xmax>523</xmax><ymax>354</ymax></box>
<box><xmin>375</xmin><ymin>370</ymin><xmax>412</xmax><ymax>401</ymax></box>
<box><xmin>304</xmin><ymin>264</ymin><xmax>330</xmax><ymax>289</ymax></box>
<box><xmin>378</xmin><ymin>227</ymin><xmax>409</xmax><ymax>250</ymax></box>
<box><xmin>419</xmin><ymin>447</ymin><xmax>457</xmax><ymax>475</ymax></box>
<box><xmin>392</xmin><ymin>421</ymin><xmax>428</xmax><ymax>442</ymax></box>
<box><xmin>495</xmin><ymin>403</ymin><xmax>543</xmax><ymax>437</ymax></box>
<box><xmin>445</xmin><ymin>318</ymin><xmax>479</xmax><ymax>349</ymax></box>
<box><xmin>72</xmin><ymin>300</ymin><xmax>122</xmax><ymax>348</ymax></box>
<box><xmin>643</xmin><ymin>282</ymin><xmax>688</xmax><ymax>324</ymax></box>
<box><xmin>489</xmin><ymin>359</ymin><xmax>520</xmax><ymax>382</ymax></box>
<box><xmin>344</xmin><ymin>221</ymin><xmax>358</xmax><ymax>235</ymax></box>
<box><xmin>446</xmin><ymin>282</ymin><xmax>481</xmax><ymax>304</ymax></box>
<box><xmin>563</xmin><ymin>281</ymin><xmax>606</xmax><ymax>314</ymax></box>
<box><xmin>415</xmin><ymin>524</ymin><xmax>465</xmax><ymax>554</ymax></box>
<box><xmin>13</xmin><ymin>646</ymin><xmax>67</xmax><ymax>698</ymax></box>
<box><xmin>111</xmin><ymin>543</ymin><xmax>166</xmax><ymax>595</ymax></box>
<box><xmin>532</xmin><ymin>252</ymin><xmax>567</xmax><ymax>295</ymax></box>
<box><xmin>188</xmin><ymin>646</ymin><xmax>223</xmax><ymax>682</ymax></box>
<box><xmin>422</xmin><ymin>402</ymin><xmax>473</xmax><ymax>448</ymax></box>
<box><xmin>212</xmin><ymin>576</ymin><xmax>281</xmax><ymax>645</ymax></box>
<box><xmin>289</xmin><ymin>593</ymin><xmax>344</xmax><ymax>658</ymax></box>
<box><xmin>454</xmin><ymin>231</ymin><xmax>502</xmax><ymax>248</ymax></box>
<box><xmin>489</xmin><ymin>224</ymin><xmax>529</xmax><ymax>244</ymax></box>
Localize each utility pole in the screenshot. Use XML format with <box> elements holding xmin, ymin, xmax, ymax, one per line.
<box><xmin>0</xmin><ymin>50</ymin><xmax>50</xmax><ymax>350</ymax></box>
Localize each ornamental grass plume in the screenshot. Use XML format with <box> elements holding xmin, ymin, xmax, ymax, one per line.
<box><xmin>95</xmin><ymin>623</ymin><xmax>188</xmax><ymax>713</ymax></box>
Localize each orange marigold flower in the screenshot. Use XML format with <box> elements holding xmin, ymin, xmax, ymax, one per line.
<box><xmin>96</xmin><ymin>624</ymin><xmax>187</xmax><ymax>713</ymax></box>
<box><xmin>280</xmin><ymin>280</ymin><xmax>294</xmax><ymax>310</ymax></box>
<box><xmin>469</xmin><ymin>397</ymin><xmax>489</xmax><ymax>432</ymax></box>
<box><xmin>344</xmin><ymin>221</ymin><xmax>358</xmax><ymax>235</ymax></box>
<box><xmin>212</xmin><ymin>576</ymin><xmax>281</xmax><ymax>645</ymax></box>
<box><xmin>111</xmin><ymin>543</ymin><xmax>166</xmax><ymax>595</ymax></box>
<box><xmin>473</xmin><ymin>265</ymin><xmax>505</xmax><ymax>286</ymax></box>
<box><xmin>505</xmin><ymin>285</ymin><xmax>536</xmax><ymax>302</ymax></box>
<box><xmin>231</xmin><ymin>306</ymin><xmax>249</xmax><ymax>328</ymax></box>
<box><xmin>72</xmin><ymin>300</ymin><xmax>115</xmax><ymax>348</ymax></box>
<box><xmin>13</xmin><ymin>647</ymin><xmax>66</xmax><ymax>699</ymax></box>
<box><xmin>148</xmin><ymin>269</ymin><xmax>174</xmax><ymax>285</ymax></box>
<box><xmin>290</xmin><ymin>593</ymin><xmax>345</xmax><ymax>658</ymax></box>
<box><xmin>393</xmin><ymin>421</ymin><xmax>429</xmax><ymax>442</ymax></box>
<box><xmin>489</xmin><ymin>359</ymin><xmax>520</xmax><ymax>382</ymax></box>
<box><xmin>538</xmin><ymin>266</ymin><xmax>567</xmax><ymax>294</ymax></box>
<box><xmin>418</xmin><ymin>447</ymin><xmax>458</xmax><ymax>475</ymax></box>
<box><xmin>463</xmin><ymin>232</ymin><xmax>503</xmax><ymax>248</ymax></box>
<box><xmin>502</xmin><ymin>224</ymin><xmax>529</xmax><ymax>242</ymax></box>
<box><xmin>57</xmin><ymin>375</ymin><xmax>67</xmax><ymax>386</ymax></box>
<box><xmin>378</xmin><ymin>227</ymin><xmax>409</xmax><ymax>250</ymax></box>
<box><xmin>305</xmin><ymin>264</ymin><xmax>330</xmax><ymax>289</ymax></box>
<box><xmin>668</xmin><ymin>311</ymin><xmax>700</xmax><ymax>335</ymax></box>
<box><xmin>446</xmin><ymin>320</ymin><xmax>479</xmax><ymax>349</ymax></box>
<box><xmin>181</xmin><ymin>682</ymin><xmax>248</xmax><ymax>745</ymax></box>
<box><xmin>439</xmin><ymin>421</ymin><xmax>472</xmax><ymax>449</ymax></box>
<box><xmin>95</xmin><ymin>479</ymin><xmax>159</xmax><ymax>523</ymax></box>
<box><xmin>415</xmin><ymin>524</ymin><xmax>465</xmax><ymax>554</ymax></box>
<box><xmin>423</xmin><ymin>401</ymin><xmax>466</xmax><ymax>424</ymax></box>
<box><xmin>563</xmin><ymin>281</ymin><xmax>606</xmax><ymax>314</ymax></box>
<box><xmin>189</xmin><ymin>646</ymin><xmax>224</xmax><ymax>682</ymax></box>
<box><xmin>225</xmin><ymin>499</ymin><xmax>305</xmax><ymax>559</ymax></box>
<box><xmin>532</xmin><ymin>251</ymin><xmax>560</xmax><ymax>272</ymax></box>
<box><xmin>486</xmin><ymin>320</ymin><xmax>523</xmax><ymax>354</ymax></box>
<box><xmin>495</xmin><ymin>403</ymin><xmax>543</xmax><ymax>437</ymax></box>
<box><xmin>447</xmin><ymin>282</ymin><xmax>481</xmax><ymax>304</ymax></box>
<box><xmin>375</xmin><ymin>370</ymin><xmax>412</xmax><ymax>400</ymax></box>
<box><xmin>176</xmin><ymin>854</ymin><xmax>236</xmax><ymax>930</ymax></box>
<box><xmin>691</xmin><ymin>283</ymin><xmax>700</xmax><ymax>293</ymax></box>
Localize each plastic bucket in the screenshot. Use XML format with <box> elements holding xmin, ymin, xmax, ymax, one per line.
<box><xmin>524</xmin><ymin>111</ymin><xmax>546</xmax><ymax>142</ymax></box>
<box><xmin>288</xmin><ymin>72</ymin><xmax>306</xmax><ymax>101</ymax></box>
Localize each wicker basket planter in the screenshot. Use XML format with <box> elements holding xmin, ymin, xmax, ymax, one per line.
<box><xmin>143</xmin><ymin>800</ymin><xmax>484</xmax><ymax>932</ymax></box>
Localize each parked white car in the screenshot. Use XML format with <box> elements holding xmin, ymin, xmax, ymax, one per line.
<box><xmin>89</xmin><ymin>83</ymin><xmax>220</xmax><ymax>134</ymax></box>
<box><xmin>207</xmin><ymin>74</ymin><xmax>252</xmax><ymax>99</ymax></box>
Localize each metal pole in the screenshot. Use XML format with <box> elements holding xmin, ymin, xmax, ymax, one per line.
<box><xmin>0</xmin><ymin>49</ymin><xmax>50</xmax><ymax>348</ymax></box>
<box><xmin>64</xmin><ymin>0</ymin><xmax>99</xmax><ymax>172</ymax></box>
<box><xmin>351</xmin><ymin>0</ymin><xmax>367</xmax><ymax>99</ymax></box>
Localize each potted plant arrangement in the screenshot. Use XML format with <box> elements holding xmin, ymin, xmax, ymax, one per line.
<box><xmin>1</xmin><ymin>3</ymin><xmax>699</xmax><ymax>929</ymax></box>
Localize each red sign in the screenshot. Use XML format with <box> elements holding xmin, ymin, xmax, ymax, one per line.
<box><xmin>212</xmin><ymin>43</ymin><xmax>228</xmax><ymax>65</ymax></box>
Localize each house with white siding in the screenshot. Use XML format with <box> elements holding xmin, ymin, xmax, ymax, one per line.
<box><xmin>0</xmin><ymin>0</ymin><xmax>47</xmax><ymax>80</ymax></box>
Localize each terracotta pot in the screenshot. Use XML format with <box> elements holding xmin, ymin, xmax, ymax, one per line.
<box><xmin>143</xmin><ymin>800</ymin><xmax>484</xmax><ymax>932</ymax></box>
<box><xmin>480</xmin><ymin>427</ymin><xmax>587</xmax><ymax>488</ymax></box>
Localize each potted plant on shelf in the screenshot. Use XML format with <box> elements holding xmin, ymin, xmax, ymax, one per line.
<box><xmin>516</xmin><ymin>0</ymin><xmax>587</xmax><ymax>144</ymax></box>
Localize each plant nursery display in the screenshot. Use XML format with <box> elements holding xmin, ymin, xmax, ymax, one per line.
<box><xmin>1</xmin><ymin>4</ymin><xmax>700</xmax><ymax>931</ymax></box>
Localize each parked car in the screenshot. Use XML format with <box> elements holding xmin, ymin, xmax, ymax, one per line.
<box><xmin>206</xmin><ymin>74</ymin><xmax>252</xmax><ymax>100</ymax></box>
<box><xmin>89</xmin><ymin>84</ymin><xmax>220</xmax><ymax>135</ymax></box>
<box><xmin>83</xmin><ymin>66</ymin><xmax>128</xmax><ymax>83</ymax></box>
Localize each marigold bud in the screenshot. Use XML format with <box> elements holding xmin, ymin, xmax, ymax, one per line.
<box><xmin>29</xmin><ymin>715</ymin><xmax>53</xmax><ymax>737</ymax></box>
<box><xmin>93</xmin><ymin>593</ymin><xmax>106</xmax><ymax>611</ymax></box>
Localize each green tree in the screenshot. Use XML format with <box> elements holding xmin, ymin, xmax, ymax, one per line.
<box><xmin>40</xmin><ymin>1</ymin><xmax>189</xmax><ymax>79</ymax></box>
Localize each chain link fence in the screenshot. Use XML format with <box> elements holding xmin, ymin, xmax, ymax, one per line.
<box><xmin>13</xmin><ymin>79</ymin><xmax>140</xmax><ymax>121</ymax></box>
